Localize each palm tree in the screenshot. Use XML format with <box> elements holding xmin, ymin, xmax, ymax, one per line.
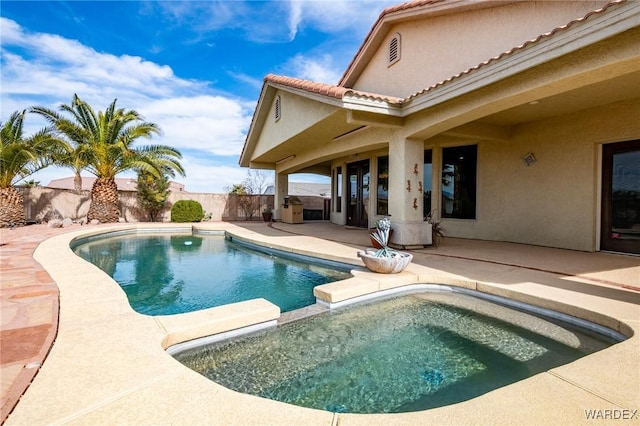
<box><xmin>31</xmin><ymin>94</ymin><xmax>185</xmax><ymax>223</ymax></box>
<box><xmin>0</xmin><ymin>110</ymin><xmax>60</xmax><ymax>227</ymax></box>
<box><xmin>59</xmin><ymin>142</ymin><xmax>90</xmax><ymax>191</ymax></box>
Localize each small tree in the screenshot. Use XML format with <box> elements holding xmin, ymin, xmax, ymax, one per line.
<box><xmin>226</xmin><ymin>170</ymin><xmax>273</xmax><ymax>220</ymax></box>
<box><xmin>227</xmin><ymin>183</ymin><xmax>255</xmax><ymax>220</ymax></box>
<box><xmin>243</xmin><ymin>169</ymin><xmax>271</xmax><ymax>195</ymax></box>
<box><xmin>137</xmin><ymin>171</ymin><xmax>170</xmax><ymax>222</ymax></box>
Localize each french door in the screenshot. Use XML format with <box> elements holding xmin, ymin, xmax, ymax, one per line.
<box><xmin>347</xmin><ymin>160</ymin><xmax>370</xmax><ymax>228</ymax></box>
<box><xmin>601</xmin><ymin>140</ymin><xmax>640</xmax><ymax>254</ymax></box>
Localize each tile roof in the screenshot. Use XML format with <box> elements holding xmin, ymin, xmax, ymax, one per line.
<box><xmin>265</xmin><ymin>0</ymin><xmax>626</xmax><ymax>108</ymax></box>
<box><xmin>264</xmin><ymin>74</ymin><xmax>404</xmax><ymax>105</ymax></box>
<box><xmin>380</xmin><ymin>0</ymin><xmax>444</xmax><ymax>15</ymax></box>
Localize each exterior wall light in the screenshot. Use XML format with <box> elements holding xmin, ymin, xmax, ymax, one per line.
<box><xmin>522</xmin><ymin>152</ymin><xmax>537</xmax><ymax>166</ymax></box>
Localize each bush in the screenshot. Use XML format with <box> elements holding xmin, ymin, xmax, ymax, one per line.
<box><xmin>171</xmin><ymin>200</ymin><xmax>204</xmax><ymax>222</ymax></box>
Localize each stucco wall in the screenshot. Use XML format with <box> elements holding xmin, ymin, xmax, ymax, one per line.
<box><xmin>254</xmin><ymin>91</ymin><xmax>337</xmax><ymax>159</ymax></box>
<box><xmin>21</xmin><ymin>188</ymin><xmax>232</xmax><ymax>223</ymax></box>
<box><xmin>439</xmin><ymin>99</ymin><xmax>640</xmax><ymax>251</ymax></box>
<box><xmin>20</xmin><ymin>189</ymin><xmax>331</xmax><ymax>225</ymax></box>
<box><xmin>353</xmin><ymin>1</ymin><xmax>609</xmax><ymax>98</ymax></box>
<box><xmin>328</xmin><ymin>99</ymin><xmax>639</xmax><ymax>251</ymax></box>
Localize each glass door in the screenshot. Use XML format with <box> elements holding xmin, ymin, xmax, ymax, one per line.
<box><xmin>347</xmin><ymin>160</ymin><xmax>370</xmax><ymax>228</ymax></box>
<box><xmin>601</xmin><ymin>140</ymin><xmax>640</xmax><ymax>254</ymax></box>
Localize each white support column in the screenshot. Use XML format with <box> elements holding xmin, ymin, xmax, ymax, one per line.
<box><xmin>273</xmin><ymin>172</ymin><xmax>288</xmax><ymax>221</ymax></box>
<box><xmin>388</xmin><ymin>135</ymin><xmax>432</xmax><ymax>247</ymax></box>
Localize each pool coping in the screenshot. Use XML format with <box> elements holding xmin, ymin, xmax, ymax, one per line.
<box><xmin>5</xmin><ymin>222</ymin><xmax>640</xmax><ymax>425</ymax></box>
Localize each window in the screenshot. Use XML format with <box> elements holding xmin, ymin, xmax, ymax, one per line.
<box><xmin>336</xmin><ymin>166</ymin><xmax>342</xmax><ymax>213</ymax></box>
<box><xmin>423</xmin><ymin>150</ymin><xmax>432</xmax><ymax>218</ymax></box>
<box><xmin>377</xmin><ymin>156</ymin><xmax>389</xmax><ymax>215</ymax></box>
<box><xmin>274</xmin><ymin>95</ymin><xmax>281</xmax><ymax>121</ymax></box>
<box><xmin>442</xmin><ymin>145</ymin><xmax>477</xmax><ymax>219</ymax></box>
<box><xmin>388</xmin><ymin>33</ymin><xmax>401</xmax><ymax>66</ymax></box>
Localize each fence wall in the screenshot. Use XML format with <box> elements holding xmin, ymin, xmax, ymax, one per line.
<box><xmin>19</xmin><ymin>188</ymin><xmax>327</xmax><ymax>223</ymax></box>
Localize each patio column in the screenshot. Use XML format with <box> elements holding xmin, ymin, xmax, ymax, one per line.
<box><xmin>273</xmin><ymin>172</ymin><xmax>288</xmax><ymax>221</ymax></box>
<box><xmin>388</xmin><ymin>135</ymin><xmax>432</xmax><ymax>248</ymax></box>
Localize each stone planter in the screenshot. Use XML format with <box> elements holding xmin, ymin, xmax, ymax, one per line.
<box><xmin>369</xmin><ymin>228</ymin><xmax>393</xmax><ymax>249</ymax></box>
<box><xmin>358</xmin><ymin>248</ymin><xmax>413</xmax><ymax>274</ymax></box>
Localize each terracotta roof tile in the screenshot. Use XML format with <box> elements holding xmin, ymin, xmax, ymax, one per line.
<box><xmin>264</xmin><ymin>74</ymin><xmax>404</xmax><ymax>105</ymax></box>
<box><xmin>380</xmin><ymin>0</ymin><xmax>444</xmax><ymax>16</ymax></box>
<box><xmin>264</xmin><ymin>74</ymin><xmax>348</xmax><ymax>100</ymax></box>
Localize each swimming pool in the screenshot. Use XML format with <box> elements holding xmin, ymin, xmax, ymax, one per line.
<box><xmin>72</xmin><ymin>231</ymin><xmax>352</xmax><ymax>315</ymax></box>
<box><xmin>173</xmin><ymin>289</ymin><xmax>623</xmax><ymax>414</ymax></box>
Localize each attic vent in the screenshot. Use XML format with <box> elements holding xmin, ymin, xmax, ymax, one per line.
<box><xmin>389</xmin><ymin>33</ymin><xmax>401</xmax><ymax>66</ymax></box>
<box><xmin>274</xmin><ymin>95</ymin><xmax>281</xmax><ymax>121</ymax></box>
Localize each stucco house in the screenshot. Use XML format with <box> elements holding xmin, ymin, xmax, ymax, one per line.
<box><xmin>240</xmin><ymin>0</ymin><xmax>640</xmax><ymax>255</ymax></box>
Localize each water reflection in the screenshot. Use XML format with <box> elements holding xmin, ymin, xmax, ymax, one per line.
<box><xmin>73</xmin><ymin>234</ymin><xmax>351</xmax><ymax>315</ymax></box>
<box><xmin>127</xmin><ymin>236</ymin><xmax>182</xmax><ymax>308</ymax></box>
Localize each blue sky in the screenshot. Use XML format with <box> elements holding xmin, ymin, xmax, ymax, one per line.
<box><xmin>1</xmin><ymin>0</ymin><xmax>397</xmax><ymax>193</ymax></box>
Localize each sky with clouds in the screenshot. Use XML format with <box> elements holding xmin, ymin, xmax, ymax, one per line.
<box><xmin>1</xmin><ymin>0</ymin><xmax>398</xmax><ymax>193</ymax></box>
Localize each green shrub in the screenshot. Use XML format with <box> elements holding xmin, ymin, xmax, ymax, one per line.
<box><xmin>171</xmin><ymin>200</ymin><xmax>204</xmax><ymax>222</ymax></box>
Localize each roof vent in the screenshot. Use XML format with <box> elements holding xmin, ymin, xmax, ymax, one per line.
<box><xmin>274</xmin><ymin>95</ymin><xmax>281</xmax><ymax>122</ymax></box>
<box><xmin>389</xmin><ymin>33</ymin><xmax>401</xmax><ymax>66</ymax></box>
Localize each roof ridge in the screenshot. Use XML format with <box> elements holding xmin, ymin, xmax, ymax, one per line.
<box><xmin>264</xmin><ymin>74</ymin><xmax>404</xmax><ymax>104</ymax></box>
<box><xmin>380</xmin><ymin>0</ymin><xmax>444</xmax><ymax>16</ymax></box>
<box><xmin>264</xmin><ymin>74</ymin><xmax>349</xmax><ymax>99</ymax></box>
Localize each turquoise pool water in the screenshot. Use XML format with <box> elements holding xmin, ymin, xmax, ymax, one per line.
<box><xmin>174</xmin><ymin>291</ymin><xmax>621</xmax><ymax>414</ymax></box>
<box><xmin>72</xmin><ymin>232</ymin><xmax>351</xmax><ymax>315</ymax></box>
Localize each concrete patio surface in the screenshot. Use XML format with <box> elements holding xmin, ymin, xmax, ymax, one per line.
<box><xmin>1</xmin><ymin>221</ymin><xmax>639</xmax><ymax>425</ymax></box>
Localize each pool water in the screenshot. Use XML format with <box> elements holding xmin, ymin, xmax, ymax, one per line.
<box><xmin>174</xmin><ymin>292</ymin><xmax>620</xmax><ymax>414</ymax></box>
<box><xmin>73</xmin><ymin>233</ymin><xmax>351</xmax><ymax>315</ymax></box>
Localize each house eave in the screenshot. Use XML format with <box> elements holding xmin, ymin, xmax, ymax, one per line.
<box><xmin>241</xmin><ymin>81</ymin><xmax>405</xmax><ymax>169</ymax></box>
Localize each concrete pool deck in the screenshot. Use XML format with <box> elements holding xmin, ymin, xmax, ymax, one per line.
<box><xmin>1</xmin><ymin>221</ymin><xmax>639</xmax><ymax>425</ymax></box>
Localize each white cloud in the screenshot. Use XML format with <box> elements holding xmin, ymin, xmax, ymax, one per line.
<box><xmin>0</xmin><ymin>18</ymin><xmax>193</xmax><ymax>111</ymax></box>
<box><xmin>140</xmin><ymin>96</ymin><xmax>252</xmax><ymax>156</ymax></box>
<box><xmin>178</xmin><ymin>160</ymin><xmax>250</xmax><ymax>194</ymax></box>
<box><xmin>0</xmin><ymin>17</ymin><xmax>254</xmax><ymax>193</ymax></box>
<box><xmin>287</xmin><ymin>0</ymin><xmax>397</xmax><ymax>37</ymax></box>
<box><xmin>288</xmin><ymin>0</ymin><xmax>304</xmax><ymax>40</ymax></box>
<box><xmin>151</xmin><ymin>0</ymin><xmax>396</xmax><ymax>44</ymax></box>
<box><xmin>285</xmin><ymin>53</ymin><xmax>343</xmax><ymax>84</ymax></box>
<box><xmin>227</xmin><ymin>72</ymin><xmax>264</xmax><ymax>92</ymax></box>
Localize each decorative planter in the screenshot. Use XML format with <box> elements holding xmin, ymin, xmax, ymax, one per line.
<box><xmin>369</xmin><ymin>228</ymin><xmax>393</xmax><ymax>249</ymax></box>
<box><xmin>358</xmin><ymin>248</ymin><xmax>413</xmax><ymax>274</ymax></box>
<box><xmin>262</xmin><ymin>212</ymin><xmax>272</xmax><ymax>222</ymax></box>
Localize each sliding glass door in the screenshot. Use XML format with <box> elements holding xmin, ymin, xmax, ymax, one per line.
<box><xmin>601</xmin><ymin>140</ymin><xmax>640</xmax><ymax>254</ymax></box>
<box><xmin>347</xmin><ymin>160</ymin><xmax>370</xmax><ymax>228</ymax></box>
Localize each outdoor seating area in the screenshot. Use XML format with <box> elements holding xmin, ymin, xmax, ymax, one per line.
<box><xmin>1</xmin><ymin>221</ymin><xmax>638</xmax><ymax>424</ymax></box>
